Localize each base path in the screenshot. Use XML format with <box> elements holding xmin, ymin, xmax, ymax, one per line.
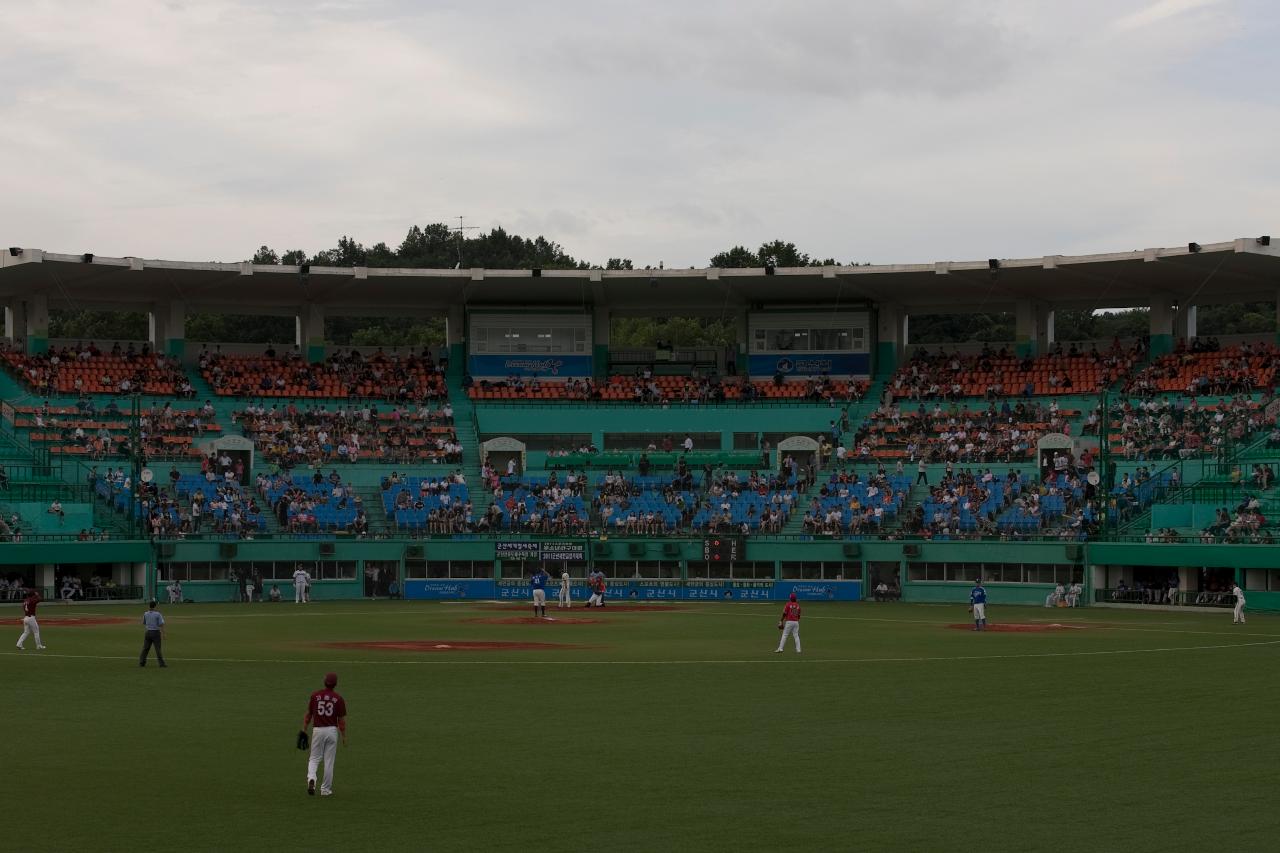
<box><xmin>25</xmin><ymin>616</ymin><xmax>133</xmax><ymax>627</ymax></box>
<box><xmin>945</xmin><ymin>622</ymin><xmax>1088</xmax><ymax>633</ymax></box>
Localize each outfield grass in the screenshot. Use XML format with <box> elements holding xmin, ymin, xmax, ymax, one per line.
<box><xmin>2</xmin><ymin>599</ymin><xmax>1278</xmax><ymax>853</ymax></box>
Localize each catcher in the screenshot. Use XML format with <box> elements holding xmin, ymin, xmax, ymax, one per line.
<box><xmin>774</xmin><ymin>592</ymin><xmax>802</xmax><ymax>654</ymax></box>
<box><xmin>299</xmin><ymin>672</ymin><xmax>347</xmax><ymax>796</ymax></box>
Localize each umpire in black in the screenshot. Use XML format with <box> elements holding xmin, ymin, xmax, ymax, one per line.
<box><xmin>139</xmin><ymin>599</ymin><xmax>167</xmax><ymax>667</ymax></box>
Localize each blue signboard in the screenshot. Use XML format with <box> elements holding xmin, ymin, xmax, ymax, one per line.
<box><xmin>468</xmin><ymin>354</ymin><xmax>592</xmax><ymax>378</ymax></box>
<box><xmin>404</xmin><ymin>578</ymin><xmax>860</xmax><ymax>602</ymax></box>
<box><xmin>748</xmin><ymin>353</ymin><xmax>870</xmax><ymax>378</ymax></box>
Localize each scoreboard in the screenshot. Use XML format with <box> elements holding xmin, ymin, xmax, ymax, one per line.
<box><xmin>702</xmin><ymin>537</ymin><xmax>742</xmax><ymax>562</ymax></box>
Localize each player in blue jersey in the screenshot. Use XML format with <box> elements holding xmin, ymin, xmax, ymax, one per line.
<box><xmin>969</xmin><ymin>579</ymin><xmax>988</xmax><ymax>631</ymax></box>
<box><xmin>530</xmin><ymin>567</ymin><xmax>550</xmax><ymax>618</ymax></box>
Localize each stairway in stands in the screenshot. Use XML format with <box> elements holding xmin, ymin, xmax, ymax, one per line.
<box><xmin>444</xmin><ymin>362</ymin><xmax>491</xmax><ymax>522</ymax></box>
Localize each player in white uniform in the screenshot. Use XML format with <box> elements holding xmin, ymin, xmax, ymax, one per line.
<box><xmin>1045</xmin><ymin>583</ymin><xmax>1064</xmax><ymax>607</ymax></box>
<box><xmin>1232</xmin><ymin>582</ymin><xmax>1246</xmax><ymax>624</ymax></box>
<box><xmin>1067</xmin><ymin>582</ymin><xmax>1081</xmax><ymax>608</ymax></box>
<box><xmin>558</xmin><ymin>571</ymin><xmax>571</xmax><ymax>609</ymax></box>
<box><xmin>293</xmin><ymin>565</ymin><xmax>309</xmax><ymax>604</ymax></box>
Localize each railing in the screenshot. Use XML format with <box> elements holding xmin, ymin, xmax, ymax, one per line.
<box><xmin>1094</xmin><ymin>588</ymin><xmax>1235</xmax><ymax>608</ymax></box>
<box><xmin>469</xmin><ymin>398</ymin><xmax>862</xmax><ymax>409</ymax></box>
<box><xmin>0</xmin><ymin>585</ymin><xmax>145</xmax><ymax>602</ymax></box>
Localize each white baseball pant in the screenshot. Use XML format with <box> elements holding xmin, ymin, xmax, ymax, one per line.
<box><xmin>777</xmin><ymin>620</ymin><xmax>801</xmax><ymax>653</ymax></box>
<box><xmin>295</xmin><ymin>583</ymin><xmax>305</xmax><ymax>603</ymax></box>
<box><xmin>532</xmin><ymin>589</ymin><xmax>546</xmax><ymax>607</ymax></box>
<box><xmin>17</xmin><ymin>615</ymin><xmax>42</xmax><ymax>649</ymax></box>
<box><xmin>587</xmin><ymin>593</ymin><xmax>602</xmax><ymax>607</ymax></box>
<box><xmin>307</xmin><ymin>726</ymin><xmax>339</xmax><ymax>794</ymax></box>
<box><xmin>558</xmin><ymin>587</ymin><xmax>570</xmax><ymax>607</ymax></box>
<box><xmin>1234</xmin><ymin>601</ymin><xmax>1246</xmax><ymax>623</ymax></box>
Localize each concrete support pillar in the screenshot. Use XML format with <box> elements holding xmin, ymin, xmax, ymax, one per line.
<box><xmin>295</xmin><ymin>303</ymin><xmax>325</xmax><ymax>364</ymax></box>
<box><xmin>1149</xmin><ymin>298</ymin><xmax>1175</xmax><ymax>357</ymax></box>
<box><xmin>735</xmin><ymin>309</ymin><xmax>750</xmax><ymax>376</ymax></box>
<box><xmin>25</xmin><ymin>293</ymin><xmax>48</xmax><ymax>355</ymax></box>
<box><xmin>446</xmin><ymin>303</ymin><xmax>465</xmax><ymax>374</ymax></box>
<box><xmin>149</xmin><ymin>301</ymin><xmax>186</xmax><ymax>359</ymax></box>
<box><xmin>1174</xmin><ymin>304</ymin><xmax>1197</xmax><ymax>344</ymax></box>
<box><xmin>875</xmin><ymin>304</ymin><xmax>906</xmax><ymax>377</ymax></box>
<box><xmin>592</xmin><ymin>304</ymin><xmax>610</xmax><ymax>380</ymax></box>
<box><xmin>5</xmin><ymin>298</ymin><xmax>26</xmax><ymax>345</ymax></box>
<box><xmin>1036</xmin><ymin>305</ymin><xmax>1055</xmax><ymax>353</ymax></box>
<box><xmin>1014</xmin><ymin>300</ymin><xmax>1039</xmax><ymax>358</ymax></box>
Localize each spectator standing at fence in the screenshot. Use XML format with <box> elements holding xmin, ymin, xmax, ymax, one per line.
<box><xmin>1232</xmin><ymin>581</ymin><xmax>1247</xmax><ymax>624</ymax></box>
<box><xmin>139</xmin><ymin>600</ymin><xmax>166</xmax><ymax>667</ymax></box>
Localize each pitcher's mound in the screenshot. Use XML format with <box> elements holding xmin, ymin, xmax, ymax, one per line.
<box><xmin>322</xmin><ymin>640</ymin><xmax>582</xmax><ymax>652</ymax></box>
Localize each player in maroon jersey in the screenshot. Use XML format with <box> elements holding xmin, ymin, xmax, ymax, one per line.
<box><xmin>775</xmin><ymin>592</ymin><xmax>801</xmax><ymax>654</ymax></box>
<box><xmin>16</xmin><ymin>588</ymin><xmax>45</xmax><ymax>651</ymax></box>
<box><xmin>302</xmin><ymin>672</ymin><xmax>347</xmax><ymax>796</ymax></box>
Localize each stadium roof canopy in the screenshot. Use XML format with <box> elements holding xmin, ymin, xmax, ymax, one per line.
<box><xmin>0</xmin><ymin>237</ymin><xmax>1275</xmax><ymax>316</ymax></box>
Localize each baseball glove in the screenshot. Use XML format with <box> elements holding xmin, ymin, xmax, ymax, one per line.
<box><xmin>296</xmin><ymin>729</ymin><xmax>310</xmax><ymax>751</ymax></box>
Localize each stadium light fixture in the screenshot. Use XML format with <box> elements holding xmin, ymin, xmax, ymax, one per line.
<box><xmin>7</xmin><ymin>247</ymin><xmax>21</xmax><ymax>257</ymax></box>
<box><xmin>1258</xmin><ymin>236</ymin><xmax>1271</xmax><ymax>246</ymax></box>
<box><xmin>1187</xmin><ymin>242</ymin><xmax>1202</xmax><ymax>253</ymax></box>
<box><xmin>82</xmin><ymin>252</ymin><xmax>94</xmax><ymax>263</ymax></box>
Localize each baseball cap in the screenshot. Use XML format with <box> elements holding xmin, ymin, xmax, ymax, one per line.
<box><xmin>789</xmin><ymin>592</ymin><xmax>797</xmax><ymax>601</ymax></box>
<box><xmin>324</xmin><ymin>672</ymin><xmax>338</xmax><ymax>688</ymax></box>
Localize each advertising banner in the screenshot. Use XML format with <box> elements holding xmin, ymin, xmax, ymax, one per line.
<box><xmin>748</xmin><ymin>353</ymin><xmax>870</xmax><ymax>378</ymax></box>
<box><xmin>468</xmin><ymin>354</ymin><xmax>592</xmax><ymax>378</ymax></box>
<box><xmin>408</xmin><ymin>578</ymin><xmax>860</xmax><ymax>602</ymax></box>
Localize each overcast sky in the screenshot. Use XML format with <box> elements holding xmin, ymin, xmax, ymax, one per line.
<box><xmin>2</xmin><ymin>0</ymin><xmax>1275</xmax><ymax>268</ymax></box>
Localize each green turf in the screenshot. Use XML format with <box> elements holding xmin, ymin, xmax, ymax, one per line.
<box><xmin>2</xmin><ymin>599</ymin><xmax>1277</xmax><ymax>853</ymax></box>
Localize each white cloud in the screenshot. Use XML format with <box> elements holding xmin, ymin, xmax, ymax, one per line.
<box><xmin>0</xmin><ymin>0</ymin><xmax>1275</xmax><ymax>271</ymax></box>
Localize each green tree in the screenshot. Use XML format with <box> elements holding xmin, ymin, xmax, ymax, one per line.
<box><xmin>251</xmin><ymin>245</ymin><xmax>279</xmax><ymax>265</ymax></box>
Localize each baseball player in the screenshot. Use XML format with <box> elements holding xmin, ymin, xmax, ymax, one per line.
<box><xmin>585</xmin><ymin>570</ymin><xmax>606</xmax><ymax>608</ymax></box>
<box><xmin>1232</xmin><ymin>581</ymin><xmax>1247</xmax><ymax>624</ymax></box>
<box><xmin>1067</xmin><ymin>582</ymin><xmax>1082</xmax><ymax>608</ymax></box>
<box><xmin>293</xmin><ymin>564</ymin><xmax>309</xmax><ymax>604</ymax></box>
<box><xmin>558</xmin><ymin>571</ymin><xmax>571</xmax><ymax>609</ymax></box>
<box><xmin>302</xmin><ymin>672</ymin><xmax>347</xmax><ymax>797</ymax></box>
<box><xmin>775</xmin><ymin>592</ymin><xmax>801</xmax><ymax>653</ymax></box>
<box><xmin>530</xmin><ymin>567</ymin><xmax>549</xmax><ymax>618</ymax></box>
<box><xmin>969</xmin><ymin>579</ymin><xmax>988</xmax><ymax>631</ymax></box>
<box><xmin>16</xmin><ymin>588</ymin><xmax>45</xmax><ymax>651</ymax></box>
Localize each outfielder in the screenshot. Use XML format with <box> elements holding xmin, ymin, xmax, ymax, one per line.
<box><xmin>16</xmin><ymin>588</ymin><xmax>45</xmax><ymax>651</ymax></box>
<box><xmin>558</xmin><ymin>570</ymin><xmax>571</xmax><ymax>609</ymax></box>
<box><xmin>970</xmin><ymin>579</ymin><xmax>988</xmax><ymax>631</ymax></box>
<box><xmin>293</xmin><ymin>564</ymin><xmax>309</xmax><ymax>604</ymax></box>
<box><xmin>1232</xmin><ymin>582</ymin><xmax>1246</xmax><ymax>624</ymax></box>
<box><xmin>530</xmin><ymin>567</ymin><xmax>549</xmax><ymax>618</ymax></box>
<box><xmin>775</xmin><ymin>592</ymin><xmax>801</xmax><ymax>653</ymax></box>
<box><xmin>301</xmin><ymin>672</ymin><xmax>347</xmax><ymax>797</ymax></box>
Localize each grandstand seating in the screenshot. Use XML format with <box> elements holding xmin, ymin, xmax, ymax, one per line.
<box><xmin>888</xmin><ymin>346</ymin><xmax>1139</xmax><ymax>399</ymax></box>
<box><xmin>13</xmin><ymin>403</ymin><xmax>222</xmax><ymax>459</ymax></box>
<box><xmin>201</xmin><ymin>349</ymin><xmax>447</xmax><ymax>400</ymax></box>
<box><xmin>2</xmin><ymin>345</ymin><xmax>192</xmax><ymax>396</ymax></box>
<box><xmin>1125</xmin><ymin>343</ymin><xmax>1278</xmax><ymax>395</ymax></box>
<box><xmin>235</xmin><ymin>403</ymin><xmax>460</xmax><ymax>465</ymax></box>
<box><xmin>468</xmin><ymin>375</ymin><xmax>868</xmax><ymax>403</ymax></box>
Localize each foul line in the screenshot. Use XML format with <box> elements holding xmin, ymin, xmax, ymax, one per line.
<box><xmin>4</xmin><ymin>638</ymin><xmax>1280</xmax><ymax>667</ymax></box>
